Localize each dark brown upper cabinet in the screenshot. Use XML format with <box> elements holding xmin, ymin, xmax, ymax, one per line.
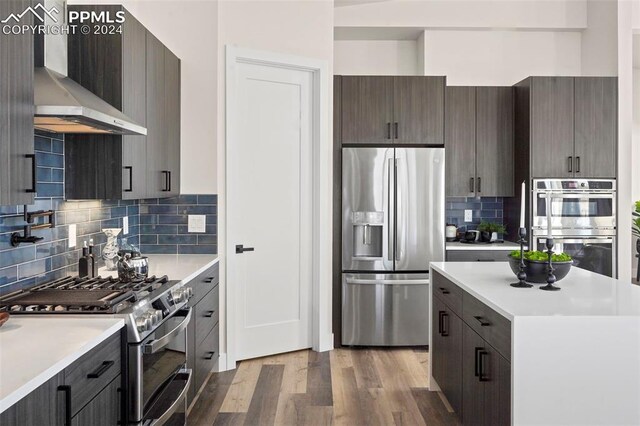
<box><xmin>516</xmin><ymin>76</ymin><xmax>617</xmax><ymax>179</ymax></box>
<box><xmin>574</xmin><ymin>77</ymin><xmax>617</xmax><ymax>178</ymax></box>
<box><xmin>0</xmin><ymin>0</ymin><xmax>35</xmax><ymax>206</ymax></box>
<box><xmin>338</xmin><ymin>76</ymin><xmax>445</xmax><ymax>145</ymax></box>
<box><xmin>445</xmin><ymin>86</ymin><xmax>514</xmax><ymax>197</ymax></box>
<box><xmin>66</xmin><ymin>5</ymin><xmax>147</xmax><ymax>200</ymax></box>
<box><xmin>66</xmin><ymin>5</ymin><xmax>180</xmax><ymax>200</ymax></box>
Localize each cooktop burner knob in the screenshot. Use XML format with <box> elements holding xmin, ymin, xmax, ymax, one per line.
<box><xmin>172</xmin><ymin>289</ymin><xmax>183</xmax><ymax>303</ymax></box>
<box><xmin>136</xmin><ymin>317</ymin><xmax>151</xmax><ymax>332</ymax></box>
<box><xmin>185</xmin><ymin>287</ymin><xmax>193</xmax><ymax>299</ymax></box>
<box><xmin>154</xmin><ymin>309</ymin><xmax>163</xmax><ymax>322</ymax></box>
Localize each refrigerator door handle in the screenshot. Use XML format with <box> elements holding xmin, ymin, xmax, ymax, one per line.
<box><xmin>394</xmin><ymin>158</ymin><xmax>400</xmax><ymax>262</ymax></box>
<box><xmin>345</xmin><ymin>278</ymin><xmax>430</xmax><ymax>286</ymax></box>
<box><xmin>387</xmin><ymin>158</ymin><xmax>394</xmax><ymax>261</ymax></box>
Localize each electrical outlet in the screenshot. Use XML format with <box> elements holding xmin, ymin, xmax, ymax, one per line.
<box><xmin>188</xmin><ymin>215</ymin><xmax>206</xmax><ymax>233</ymax></box>
<box><xmin>68</xmin><ymin>224</ymin><xmax>76</xmax><ymax>248</ymax></box>
<box><xmin>464</xmin><ymin>209</ymin><xmax>473</xmax><ymax>223</ymax></box>
<box><xmin>123</xmin><ymin>216</ymin><xmax>129</xmax><ymax>235</ymax></box>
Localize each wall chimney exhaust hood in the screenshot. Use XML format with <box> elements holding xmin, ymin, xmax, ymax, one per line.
<box><xmin>33</xmin><ymin>0</ymin><xmax>146</xmax><ymax>135</ymax></box>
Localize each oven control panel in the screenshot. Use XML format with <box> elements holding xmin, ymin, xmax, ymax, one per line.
<box><xmin>535</xmin><ymin>179</ymin><xmax>616</xmax><ymax>191</ymax></box>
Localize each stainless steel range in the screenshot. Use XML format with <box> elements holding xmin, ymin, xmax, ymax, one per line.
<box><xmin>0</xmin><ymin>275</ymin><xmax>194</xmax><ymax>425</ymax></box>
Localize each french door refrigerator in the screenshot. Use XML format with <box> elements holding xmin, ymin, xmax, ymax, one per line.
<box><xmin>342</xmin><ymin>147</ymin><xmax>445</xmax><ymax>346</ymax></box>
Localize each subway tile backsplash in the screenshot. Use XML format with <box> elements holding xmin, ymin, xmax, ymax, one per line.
<box><xmin>0</xmin><ymin>132</ymin><xmax>218</xmax><ymax>296</ymax></box>
<box><xmin>446</xmin><ymin>197</ymin><xmax>505</xmax><ymax>231</ymax></box>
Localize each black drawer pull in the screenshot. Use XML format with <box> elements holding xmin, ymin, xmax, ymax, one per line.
<box><xmin>87</xmin><ymin>360</ymin><xmax>115</xmax><ymax>378</ymax></box>
<box><xmin>204</xmin><ymin>276</ymin><xmax>216</xmax><ymax>283</ymax></box>
<box><xmin>441</xmin><ymin>312</ymin><xmax>449</xmax><ymax>337</ymax></box>
<box><xmin>57</xmin><ymin>385</ymin><xmax>72</xmax><ymax>426</ymax></box>
<box><xmin>474</xmin><ymin>316</ymin><xmax>491</xmax><ymax>327</ymax></box>
<box><xmin>438</xmin><ymin>311</ymin><xmax>445</xmax><ymax>335</ymax></box>
<box><xmin>438</xmin><ymin>287</ymin><xmax>450</xmax><ymax>295</ymax></box>
<box><xmin>204</xmin><ymin>351</ymin><xmax>216</xmax><ymax>360</ymax></box>
<box><xmin>204</xmin><ymin>310</ymin><xmax>215</xmax><ymax>318</ymax></box>
<box><xmin>474</xmin><ymin>347</ymin><xmax>482</xmax><ymax>377</ymax></box>
<box><xmin>479</xmin><ymin>350</ymin><xmax>490</xmax><ymax>382</ymax></box>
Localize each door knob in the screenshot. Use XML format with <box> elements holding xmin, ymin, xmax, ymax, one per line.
<box><xmin>236</xmin><ymin>244</ymin><xmax>255</xmax><ymax>254</ymax></box>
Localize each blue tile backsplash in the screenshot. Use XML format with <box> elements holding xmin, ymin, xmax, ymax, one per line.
<box><xmin>446</xmin><ymin>197</ymin><xmax>505</xmax><ymax>232</ymax></box>
<box><xmin>0</xmin><ymin>132</ymin><xmax>218</xmax><ymax>296</ymax></box>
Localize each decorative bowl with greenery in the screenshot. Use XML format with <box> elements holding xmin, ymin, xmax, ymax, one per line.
<box><xmin>508</xmin><ymin>250</ymin><xmax>573</xmax><ymax>283</ymax></box>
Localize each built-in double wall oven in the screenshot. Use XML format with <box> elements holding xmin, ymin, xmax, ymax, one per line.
<box><xmin>532</xmin><ymin>179</ymin><xmax>616</xmax><ymax>277</ymax></box>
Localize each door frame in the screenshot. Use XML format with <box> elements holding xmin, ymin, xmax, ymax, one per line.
<box><xmin>224</xmin><ymin>45</ymin><xmax>333</xmax><ymax>370</ymax></box>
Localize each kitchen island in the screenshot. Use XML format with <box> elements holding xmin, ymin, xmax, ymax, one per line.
<box><xmin>429</xmin><ymin>262</ymin><xmax>640</xmax><ymax>425</ymax></box>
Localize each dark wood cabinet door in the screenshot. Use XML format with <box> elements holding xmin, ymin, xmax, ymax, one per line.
<box><xmin>462</xmin><ymin>325</ymin><xmax>486</xmax><ymax>426</ymax></box>
<box><xmin>574</xmin><ymin>77</ymin><xmax>617</xmax><ymax>178</ymax></box>
<box><xmin>122</xmin><ymin>11</ymin><xmax>148</xmax><ymax>200</ymax></box>
<box><xmin>530</xmin><ymin>77</ymin><xmax>574</xmax><ymax>178</ymax></box>
<box><xmin>443</xmin><ymin>305</ymin><xmax>463</xmax><ymax>414</ymax></box>
<box><xmin>71</xmin><ymin>377</ymin><xmax>121</xmax><ymax>426</ymax></box>
<box><xmin>476</xmin><ymin>87</ymin><xmax>514</xmax><ymax>197</ymax></box>
<box><xmin>0</xmin><ymin>0</ymin><xmax>35</xmax><ymax>206</ymax></box>
<box><xmin>498</xmin><ymin>355</ymin><xmax>511</xmax><ymax>426</ymax></box>
<box><xmin>393</xmin><ymin>76</ymin><xmax>445</xmax><ymax>145</ymax></box>
<box><xmin>164</xmin><ymin>48</ymin><xmax>181</xmax><ymax>196</ymax></box>
<box><xmin>445</xmin><ymin>87</ymin><xmax>476</xmax><ymax>197</ymax></box>
<box><xmin>340</xmin><ymin>76</ymin><xmax>393</xmax><ymax>144</ymax></box>
<box><xmin>146</xmin><ymin>31</ymin><xmax>167</xmax><ymax>197</ymax></box>
<box><xmin>482</xmin><ymin>346</ymin><xmax>510</xmax><ymax>426</ymax></box>
<box><xmin>0</xmin><ymin>371</ymin><xmax>64</xmax><ymax>426</ymax></box>
<box><xmin>431</xmin><ymin>297</ymin><xmax>447</xmax><ymax>395</ymax></box>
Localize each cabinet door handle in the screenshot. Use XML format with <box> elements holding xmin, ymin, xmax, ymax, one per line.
<box><xmin>470</xmin><ymin>177</ymin><xmax>474</xmax><ymax>193</ymax></box>
<box><xmin>474</xmin><ymin>316</ymin><xmax>491</xmax><ymax>326</ymax></box>
<box><xmin>568</xmin><ymin>156</ymin><xmax>573</xmax><ymax>173</ymax></box>
<box><xmin>576</xmin><ymin>156</ymin><xmax>580</xmax><ymax>173</ymax></box>
<box><xmin>204</xmin><ymin>310</ymin><xmax>215</xmax><ymax>318</ymax></box>
<box><xmin>386</xmin><ymin>122</ymin><xmax>391</xmax><ymax>139</ymax></box>
<box><xmin>124</xmin><ymin>166</ymin><xmax>133</xmax><ymax>192</ymax></box>
<box><xmin>162</xmin><ymin>171</ymin><xmax>169</xmax><ymax>191</ymax></box>
<box><xmin>57</xmin><ymin>385</ymin><xmax>72</xmax><ymax>426</ymax></box>
<box><xmin>438</xmin><ymin>287</ymin><xmax>450</xmax><ymax>295</ymax></box>
<box><xmin>479</xmin><ymin>350</ymin><xmax>490</xmax><ymax>382</ymax></box>
<box><xmin>477</xmin><ymin>177</ymin><xmax>481</xmax><ymax>193</ymax></box>
<box><xmin>204</xmin><ymin>276</ymin><xmax>216</xmax><ymax>283</ymax></box>
<box><xmin>438</xmin><ymin>311</ymin><xmax>445</xmax><ymax>334</ymax></box>
<box><xmin>441</xmin><ymin>312</ymin><xmax>449</xmax><ymax>336</ymax></box>
<box><xmin>87</xmin><ymin>360</ymin><xmax>115</xmax><ymax>378</ymax></box>
<box><xmin>168</xmin><ymin>171</ymin><xmax>172</xmax><ymax>192</ymax></box>
<box><xmin>474</xmin><ymin>347</ymin><xmax>482</xmax><ymax>377</ymax></box>
<box><xmin>394</xmin><ymin>122</ymin><xmax>399</xmax><ymax>139</ymax></box>
<box><xmin>204</xmin><ymin>351</ymin><xmax>216</xmax><ymax>360</ymax></box>
<box><xmin>26</xmin><ymin>154</ymin><xmax>36</xmax><ymax>193</ymax></box>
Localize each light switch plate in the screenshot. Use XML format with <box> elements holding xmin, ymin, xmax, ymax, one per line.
<box><xmin>188</xmin><ymin>215</ymin><xmax>206</xmax><ymax>233</ymax></box>
<box><xmin>123</xmin><ymin>216</ymin><xmax>129</xmax><ymax>235</ymax></box>
<box><xmin>464</xmin><ymin>209</ymin><xmax>473</xmax><ymax>223</ymax></box>
<box><xmin>68</xmin><ymin>224</ymin><xmax>76</xmax><ymax>248</ymax></box>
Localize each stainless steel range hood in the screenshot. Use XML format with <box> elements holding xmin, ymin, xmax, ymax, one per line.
<box><xmin>33</xmin><ymin>0</ymin><xmax>146</xmax><ymax>135</ymax></box>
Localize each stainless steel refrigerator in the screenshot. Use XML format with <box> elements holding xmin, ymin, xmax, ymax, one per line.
<box><xmin>342</xmin><ymin>147</ymin><xmax>445</xmax><ymax>346</ymax></box>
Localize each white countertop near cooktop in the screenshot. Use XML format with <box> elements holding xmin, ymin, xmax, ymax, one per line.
<box><xmin>99</xmin><ymin>254</ymin><xmax>219</xmax><ymax>282</ymax></box>
<box><xmin>446</xmin><ymin>241</ymin><xmax>521</xmax><ymax>251</ymax></box>
<box><xmin>0</xmin><ymin>317</ymin><xmax>124</xmax><ymax>413</ymax></box>
<box><xmin>430</xmin><ymin>261</ymin><xmax>640</xmax><ymax>319</ymax></box>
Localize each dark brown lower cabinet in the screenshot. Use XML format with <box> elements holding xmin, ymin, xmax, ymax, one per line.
<box><xmin>71</xmin><ymin>377</ymin><xmax>121</xmax><ymax>426</ymax></box>
<box><xmin>0</xmin><ymin>372</ymin><xmax>64</xmax><ymax>426</ymax></box>
<box><xmin>432</xmin><ymin>296</ymin><xmax>462</xmax><ymax>414</ymax></box>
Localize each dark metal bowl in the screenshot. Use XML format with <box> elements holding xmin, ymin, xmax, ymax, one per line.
<box><xmin>508</xmin><ymin>255</ymin><xmax>573</xmax><ymax>284</ymax></box>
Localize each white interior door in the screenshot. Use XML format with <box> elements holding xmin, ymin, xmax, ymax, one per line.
<box><xmin>227</xmin><ymin>59</ymin><xmax>313</xmax><ymax>361</ymax></box>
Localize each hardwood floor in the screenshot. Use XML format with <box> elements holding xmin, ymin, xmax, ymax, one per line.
<box><xmin>188</xmin><ymin>348</ymin><xmax>460</xmax><ymax>426</ymax></box>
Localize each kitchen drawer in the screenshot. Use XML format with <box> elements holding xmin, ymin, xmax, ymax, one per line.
<box><xmin>462</xmin><ymin>292</ymin><xmax>511</xmax><ymax>361</ymax></box>
<box><xmin>195</xmin><ymin>285</ymin><xmax>219</xmax><ymax>346</ymax></box>
<box><xmin>432</xmin><ymin>270</ymin><xmax>463</xmax><ymax>316</ymax></box>
<box><xmin>64</xmin><ymin>330</ymin><xmax>123</xmax><ymax>416</ymax></box>
<box><xmin>446</xmin><ymin>250</ymin><xmax>511</xmax><ymax>262</ymax></box>
<box><xmin>194</xmin><ymin>324</ymin><xmax>219</xmax><ymax>397</ymax></box>
<box><xmin>186</xmin><ymin>262</ymin><xmax>219</xmax><ymax>306</ymax></box>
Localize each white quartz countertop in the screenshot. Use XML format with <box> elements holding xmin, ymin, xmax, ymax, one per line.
<box><xmin>446</xmin><ymin>241</ymin><xmax>522</xmax><ymax>251</ymax></box>
<box><xmin>0</xmin><ymin>317</ymin><xmax>124</xmax><ymax>413</ymax></box>
<box><xmin>99</xmin><ymin>254</ymin><xmax>219</xmax><ymax>283</ymax></box>
<box><xmin>430</xmin><ymin>262</ymin><xmax>640</xmax><ymax>320</ymax></box>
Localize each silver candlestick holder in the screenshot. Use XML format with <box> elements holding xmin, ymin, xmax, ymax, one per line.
<box><xmin>540</xmin><ymin>237</ymin><xmax>561</xmax><ymax>291</ymax></box>
<box><xmin>510</xmin><ymin>227</ymin><xmax>532</xmax><ymax>288</ymax></box>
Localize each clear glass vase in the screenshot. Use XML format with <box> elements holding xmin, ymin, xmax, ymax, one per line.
<box><xmin>102</xmin><ymin>228</ymin><xmax>122</xmax><ymax>271</ymax></box>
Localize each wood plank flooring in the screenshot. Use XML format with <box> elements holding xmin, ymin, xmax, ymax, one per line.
<box><xmin>188</xmin><ymin>348</ymin><xmax>460</xmax><ymax>426</ymax></box>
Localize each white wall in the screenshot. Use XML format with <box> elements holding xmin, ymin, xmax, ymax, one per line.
<box><xmin>334</xmin><ymin>40</ymin><xmax>418</xmax><ymax>75</ymax></box>
<box><xmin>421</xmin><ymin>30</ymin><xmax>582</xmax><ymax>85</ymax></box>
<box><xmin>581</xmin><ymin>0</ymin><xmax>618</xmax><ymax>76</ymax></box>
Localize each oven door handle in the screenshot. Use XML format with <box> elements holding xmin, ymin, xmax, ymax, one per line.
<box><xmin>538</xmin><ymin>237</ymin><xmax>614</xmax><ymax>244</ymax></box>
<box><xmin>143</xmin><ymin>307</ymin><xmax>192</xmax><ymax>355</ymax></box>
<box><xmin>538</xmin><ymin>193</ymin><xmax>614</xmax><ymax>199</ymax></box>
<box><xmin>147</xmin><ymin>369</ymin><xmax>192</xmax><ymax>426</ymax></box>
